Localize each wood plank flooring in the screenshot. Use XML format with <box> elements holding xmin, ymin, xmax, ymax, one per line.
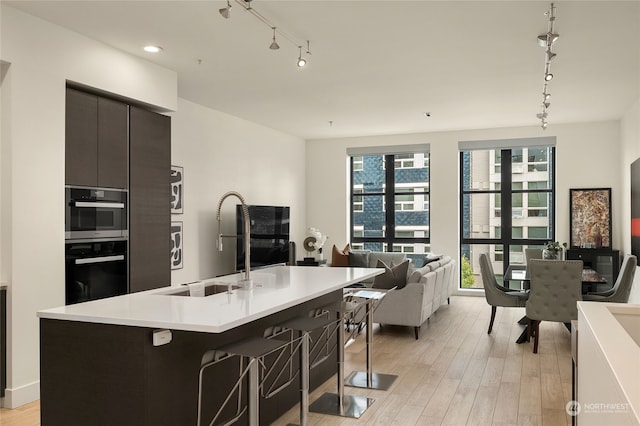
<box><xmin>0</xmin><ymin>296</ymin><xmax>573</xmax><ymax>426</ymax></box>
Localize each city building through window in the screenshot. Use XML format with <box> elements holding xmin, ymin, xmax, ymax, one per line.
<box><xmin>348</xmin><ymin>145</ymin><xmax>430</xmax><ymax>266</ymax></box>
<box><xmin>459</xmin><ymin>137</ymin><xmax>556</xmax><ymax>290</ymax></box>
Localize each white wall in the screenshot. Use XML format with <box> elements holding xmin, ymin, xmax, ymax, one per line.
<box><xmin>306</xmin><ymin>121</ymin><xmax>623</xmax><ymax>292</ymax></box>
<box><xmin>620</xmin><ymin>98</ymin><xmax>640</xmax><ymax>304</ymax></box>
<box><xmin>0</xmin><ymin>5</ymin><xmax>177</xmax><ymax>407</ymax></box>
<box><xmin>0</xmin><ymin>4</ymin><xmax>306</xmax><ymax>408</ymax></box>
<box><xmin>169</xmin><ymin>98</ymin><xmax>306</xmax><ymax>284</ymax></box>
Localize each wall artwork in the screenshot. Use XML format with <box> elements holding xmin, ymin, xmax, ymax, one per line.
<box><xmin>170</xmin><ymin>165</ymin><xmax>184</xmax><ymax>214</ymax></box>
<box><xmin>170</xmin><ymin>221</ymin><xmax>183</xmax><ymax>270</ymax></box>
<box><xmin>632</xmin><ymin>158</ymin><xmax>640</xmax><ymax>258</ymax></box>
<box><xmin>569</xmin><ymin>188</ymin><xmax>612</xmax><ymax>249</ymax></box>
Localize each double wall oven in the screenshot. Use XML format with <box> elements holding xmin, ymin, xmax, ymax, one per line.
<box><xmin>65</xmin><ymin>186</ymin><xmax>128</xmax><ymax>305</ymax></box>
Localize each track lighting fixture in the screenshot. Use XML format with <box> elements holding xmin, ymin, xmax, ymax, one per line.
<box><xmin>219</xmin><ymin>0</ymin><xmax>231</xmax><ymax>19</ymax></box>
<box><xmin>218</xmin><ymin>0</ymin><xmax>311</xmax><ymax>67</ymax></box>
<box><xmin>537</xmin><ymin>3</ymin><xmax>559</xmax><ymax>130</ymax></box>
<box><xmin>269</xmin><ymin>27</ymin><xmax>279</xmax><ymax>50</ymax></box>
<box><xmin>297</xmin><ymin>46</ymin><xmax>307</xmax><ymax>67</ymax></box>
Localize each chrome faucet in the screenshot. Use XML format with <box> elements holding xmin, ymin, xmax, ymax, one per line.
<box><xmin>216</xmin><ymin>191</ymin><xmax>251</xmax><ymax>286</ymax></box>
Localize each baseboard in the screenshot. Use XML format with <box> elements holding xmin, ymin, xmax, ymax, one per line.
<box><xmin>0</xmin><ymin>380</ymin><xmax>39</xmax><ymax>408</ymax></box>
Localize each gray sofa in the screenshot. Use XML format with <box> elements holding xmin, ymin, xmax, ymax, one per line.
<box><xmin>342</xmin><ymin>250</ymin><xmax>456</xmax><ymax>340</ymax></box>
<box><xmin>371</xmin><ymin>254</ymin><xmax>456</xmax><ymax>339</ymax></box>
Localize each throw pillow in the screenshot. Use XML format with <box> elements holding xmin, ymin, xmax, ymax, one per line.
<box><xmin>372</xmin><ymin>259</ymin><xmax>410</xmax><ymax>290</ymax></box>
<box><xmin>331</xmin><ymin>244</ymin><xmax>351</xmax><ymax>267</ymax></box>
<box><xmin>349</xmin><ymin>250</ymin><xmax>370</xmax><ymax>267</ymax></box>
<box><xmin>421</xmin><ymin>254</ymin><xmax>441</xmax><ymax>268</ymax></box>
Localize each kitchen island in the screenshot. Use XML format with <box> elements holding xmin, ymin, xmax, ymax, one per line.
<box><xmin>38</xmin><ymin>265</ymin><xmax>381</xmax><ymax>426</ymax></box>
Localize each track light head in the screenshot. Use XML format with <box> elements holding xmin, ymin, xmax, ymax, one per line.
<box><xmin>269</xmin><ymin>27</ymin><xmax>280</xmax><ymax>50</ymax></box>
<box><xmin>219</xmin><ymin>0</ymin><xmax>231</xmax><ymax>19</ymax></box>
<box><xmin>544</xmin><ymin>73</ymin><xmax>553</xmax><ymax>81</ymax></box>
<box><xmin>546</xmin><ymin>50</ymin><xmax>557</xmax><ymax>61</ymax></box>
<box><xmin>543</xmin><ymin>92</ymin><xmax>551</xmax><ymax>101</ymax></box>
<box><xmin>547</xmin><ymin>32</ymin><xmax>559</xmax><ymax>45</ymax></box>
<box><xmin>537</xmin><ymin>112</ymin><xmax>548</xmax><ymax>119</ymax></box>
<box><xmin>543</xmin><ymin>102</ymin><xmax>550</xmax><ymax>109</ymax></box>
<box><xmin>541</xmin><ymin>121</ymin><xmax>548</xmax><ymax>130</ymax></box>
<box><xmin>297</xmin><ymin>46</ymin><xmax>307</xmax><ymax>67</ymax></box>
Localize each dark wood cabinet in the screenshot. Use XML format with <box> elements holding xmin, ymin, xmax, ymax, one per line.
<box><xmin>65</xmin><ymin>88</ymin><xmax>128</xmax><ymax>189</ymax></box>
<box><xmin>129</xmin><ymin>106</ymin><xmax>171</xmax><ymax>292</ymax></box>
<box><xmin>566</xmin><ymin>249</ymin><xmax>620</xmax><ymax>290</ymax></box>
<box><xmin>97</xmin><ymin>97</ymin><xmax>128</xmax><ymax>189</ymax></box>
<box><xmin>65</xmin><ymin>89</ymin><xmax>98</xmax><ymax>186</ymax></box>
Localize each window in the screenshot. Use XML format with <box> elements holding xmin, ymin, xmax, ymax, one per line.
<box><xmin>350</xmin><ymin>150</ymin><xmax>430</xmax><ymax>266</ymax></box>
<box><xmin>352</xmin><ymin>156</ymin><xmax>363</xmax><ymax>171</ymax></box>
<box><xmin>460</xmin><ymin>143</ymin><xmax>555</xmax><ymax>290</ymax></box>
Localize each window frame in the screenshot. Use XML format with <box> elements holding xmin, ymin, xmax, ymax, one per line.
<box><xmin>459</xmin><ymin>147</ymin><xmax>556</xmax><ymax>281</ymax></box>
<box><xmin>349</xmin><ymin>153</ymin><xmax>430</xmax><ymax>260</ymax></box>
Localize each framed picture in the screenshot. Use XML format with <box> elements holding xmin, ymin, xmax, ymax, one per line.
<box><xmin>632</xmin><ymin>158</ymin><xmax>640</xmax><ymax>258</ymax></box>
<box><xmin>569</xmin><ymin>188</ymin><xmax>612</xmax><ymax>249</ymax></box>
<box><xmin>170</xmin><ymin>221</ymin><xmax>183</xmax><ymax>270</ymax></box>
<box><xmin>170</xmin><ymin>165</ymin><xmax>184</xmax><ymax>214</ymax></box>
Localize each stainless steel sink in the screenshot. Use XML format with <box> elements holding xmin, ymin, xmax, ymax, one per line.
<box><xmin>156</xmin><ymin>283</ymin><xmax>239</xmax><ymax>297</ymax></box>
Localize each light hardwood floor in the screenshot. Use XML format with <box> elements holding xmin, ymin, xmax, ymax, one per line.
<box><xmin>0</xmin><ymin>296</ymin><xmax>573</xmax><ymax>426</ymax></box>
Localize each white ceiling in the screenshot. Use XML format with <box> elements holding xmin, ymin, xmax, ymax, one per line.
<box><xmin>6</xmin><ymin>0</ymin><xmax>640</xmax><ymax>139</ymax></box>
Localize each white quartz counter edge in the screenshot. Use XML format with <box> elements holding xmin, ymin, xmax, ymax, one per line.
<box><xmin>577</xmin><ymin>301</ymin><xmax>640</xmax><ymax>423</ymax></box>
<box><xmin>37</xmin><ymin>266</ymin><xmax>383</xmax><ymax>334</ymax></box>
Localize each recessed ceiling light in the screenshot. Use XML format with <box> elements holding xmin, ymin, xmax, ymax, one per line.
<box><xmin>143</xmin><ymin>45</ymin><xmax>163</xmax><ymax>53</ymax></box>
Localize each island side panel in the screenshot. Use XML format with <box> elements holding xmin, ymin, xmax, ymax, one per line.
<box><xmin>40</xmin><ymin>319</ymin><xmax>148</xmax><ymax>426</ymax></box>
<box><xmin>40</xmin><ymin>290</ymin><xmax>342</xmax><ymax>426</ymax></box>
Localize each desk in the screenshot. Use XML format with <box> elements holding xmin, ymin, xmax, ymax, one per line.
<box><xmin>504</xmin><ymin>264</ymin><xmax>607</xmax><ymax>344</ymax></box>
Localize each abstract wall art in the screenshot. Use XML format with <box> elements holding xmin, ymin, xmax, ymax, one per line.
<box><xmin>570</xmin><ymin>188</ymin><xmax>612</xmax><ymax>249</ymax></box>
<box><xmin>170</xmin><ymin>221</ymin><xmax>183</xmax><ymax>270</ymax></box>
<box><xmin>170</xmin><ymin>165</ymin><xmax>184</xmax><ymax>214</ymax></box>
<box><xmin>632</xmin><ymin>158</ymin><xmax>640</xmax><ymax>257</ymax></box>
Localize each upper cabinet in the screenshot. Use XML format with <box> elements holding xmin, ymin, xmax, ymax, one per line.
<box><xmin>65</xmin><ymin>88</ymin><xmax>128</xmax><ymax>189</ymax></box>
<box><xmin>129</xmin><ymin>106</ymin><xmax>171</xmax><ymax>292</ymax></box>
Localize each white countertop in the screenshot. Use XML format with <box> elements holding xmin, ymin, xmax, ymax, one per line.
<box><xmin>38</xmin><ymin>266</ymin><xmax>382</xmax><ymax>333</ymax></box>
<box><xmin>577</xmin><ymin>301</ymin><xmax>640</xmax><ymax>423</ymax></box>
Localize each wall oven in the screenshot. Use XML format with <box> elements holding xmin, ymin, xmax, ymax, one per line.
<box><xmin>65</xmin><ymin>186</ymin><xmax>127</xmax><ymax>240</ymax></box>
<box><xmin>65</xmin><ymin>239</ymin><xmax>128</xmax><ymax>305</ymax></box>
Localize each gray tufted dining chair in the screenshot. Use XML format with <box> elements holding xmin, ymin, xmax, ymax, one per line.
<box><xmin>479</xmin><ymin>252</ymin><xmax>529</xmax><ymax>334</ymax></box>
<box><xmin>526</xmin><ymin>259</ymin><xmax>583</xmax><ymax>353</ymax></box>
<box><xmin>583</xmin><ymin>254</ymin><xmax>637</xmax><ymax>303</ymax></box>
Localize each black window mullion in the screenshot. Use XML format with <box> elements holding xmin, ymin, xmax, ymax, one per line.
<box><xmin>501</xmin><ymin>149</ymin><xmax>512</xmax><ymax>269</ymax></box>
<box><xmin>384</xmin><ymin>155</ymin><xmax>395</xmax><ymax>250</ymax></box>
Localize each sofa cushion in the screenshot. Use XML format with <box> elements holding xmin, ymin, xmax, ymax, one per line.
<box><xmin>421</xmin><ymin>253</ymin><xmax>442</xmax><ymax>267</ymax></box>
<box><xmin>408</xmin><ymin>264</ymin><xmax>433</xmax><ymax>283</ymax></box>
<box><xmin>331</xmin><ymin>244</ymin><xmax>351</xmax><ymax>267</ymax></box>
<box><xmin>368</xmin><ymin>252</ymin><xmax>407</xmax><ymax>268</ymax></box>
<box><xmin>349</xmin><ymin>250</ymin><xmax>370</xmax><ymax>267</ymax></box>
<box><xmin>372</xmin><ymin>259</ymin><xmax>410</xmax><ymax>290</ymax></box>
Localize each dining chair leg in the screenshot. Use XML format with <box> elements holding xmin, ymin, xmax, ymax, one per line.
<box><xmin>488</xmin><ymin>306</ymin><xmax>497</xmax><ymax>334</ymax></box>
<box><xmin>533</xmin><ymin>321</ymin><xmax>540</xmax><ymax>354</ymax></box>
<box><xmin>527</xmin><ymin>319</ymin><xmax>532</xmax><ymax>342</ymax></box>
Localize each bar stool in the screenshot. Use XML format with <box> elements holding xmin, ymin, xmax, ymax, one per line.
<box><xmin>197</xmin><ymin>335</ymin><xmax>292</xmax><ymax>426</ymax></box>
<box><xmin>344</xmin><ymin>289</ymin><xmax>397</xmax><ymax>390</ymax></box>
<box><xmin>279</xmin><ymin>313</ymin><xmax>339</xmax><ymax>426</ymax></box>
<box><xmin>309</xmin><ymin>294</ymin><xmax>375</xmax><ymax>419</ymax></box>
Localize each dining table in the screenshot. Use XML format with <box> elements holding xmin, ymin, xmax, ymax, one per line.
<box><xmin>503</xmin><ymin>264</ymin><xmax>609</xmax><ymax>343</ymax></box>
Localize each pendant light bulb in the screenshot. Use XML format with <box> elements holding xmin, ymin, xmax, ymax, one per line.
<box><xmin>297</xmin><ymin>46</ymin><xmax>306</xmax><ymax>67</ymax></box>
<box><xmin>269</xmin><ymin>27</ymin><xmax>280</xmax><ymax>50</ymax></box>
